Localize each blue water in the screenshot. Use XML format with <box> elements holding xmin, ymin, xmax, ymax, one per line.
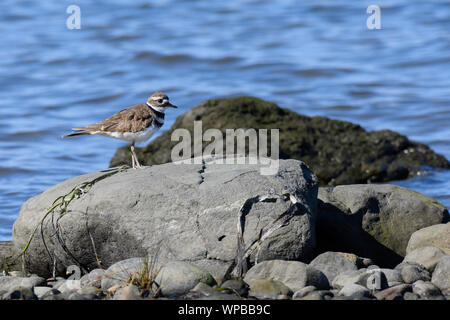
<box><xmin>0</xmin><ymin>0</ymin><xmax>449</xmax><ymax>240</ymax></box>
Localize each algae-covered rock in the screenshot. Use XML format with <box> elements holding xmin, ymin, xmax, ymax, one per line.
<box><xmin>110</xmin><ymin>96</ymin><xmax>450</xmax><ymax>186</ymax></box>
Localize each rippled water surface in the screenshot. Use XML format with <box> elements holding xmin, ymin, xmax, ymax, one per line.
<box><xmin>0</xmin><ymin>1</ymin><xmax>449</xmax><ymax>240</ymax></box>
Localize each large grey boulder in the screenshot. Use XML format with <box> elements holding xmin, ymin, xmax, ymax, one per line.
<box><xmin>317</xmin><ymin>185</ymin><xmax>449</xmax><ymax>267</ymax></box>
<box><xmin>13</xmin><ymin>156</ymin><xmax>318</xmax><ymax>278</ymax></box>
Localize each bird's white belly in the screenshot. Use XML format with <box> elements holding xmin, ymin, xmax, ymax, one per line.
<box><xmin>101</xmin><ymin>123</ymin><xmax>160</xmax><ymax>143</ymax></box>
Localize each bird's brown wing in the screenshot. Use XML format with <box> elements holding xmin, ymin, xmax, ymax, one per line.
<box><xmin>74</xmin><ymin>104</ymin><xmax>155</xmax><ymax>133</ymax></box>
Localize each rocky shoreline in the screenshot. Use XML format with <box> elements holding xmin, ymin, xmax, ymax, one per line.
<box><xmin>0</xmin><ymin>232</ymin><xmax>449</xmax><ymax>300</ymax></box>
<box><xmin>1</xmin><ymin>156</ymin><xmax>449</xmax><ymax>300</ymax></box>
<box><xmin>0</xmin><ymin>97</ymin><xmax>449</xmax><ymax>300</ymax></box>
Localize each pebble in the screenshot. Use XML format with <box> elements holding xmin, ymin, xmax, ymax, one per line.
<box><xmin>33</xmin><ymin>286</ymin><xmax>53</xmax><ymax>298</ymax></box>
<box><xmin>299</xmin><ymin>290</ymin><xmax>334</xmax><ymax>300</ymax></box>
<box><xmin>81</xmin><ymin>269</ymin><xmax>105</xmax><ymax>288</ymax></box>
<box><xmin>248</xmin><ymin>279</ymin><xmax>293</xmax><ymax>299</ymax></box>
<box><xmin>55</xmin><ymin>279</ymin><xmax>81</xmax><ymax>293</ymax></box>
<box><xmin>398</xmin><ymin>263</ymin><xmax>431</xmax><ymax>284</ymax></box>
<box><xmin>40</xmin><ymin>289</ymin><xmax>63</xmax><ymax>300</ymax></box>
<box><xmin>338</xmin><ymin>284</ymin><xmax>370</xmax><ymax>298</ymax></box>
<box><xmin>112</xmin><ymin>284</ymin><xmax>142</xmax><ymax>300</ymax></box>
<box><xmin>220</xmin><ymin>279</ymin><xmax>249</xmax><ymax>297</ymax></box>
<box><xmin>2</xmin><ymin>286</ymin><xmax>37</xmax><ymax>300</ymax></box>
<box><xmin>331</xmin><ymin>270</ymin><xmax>364</xmax><ymax>289</ymax></box>
<box><xmin>404</xmin><ymin>246</ymin><xmax>446</xmax><ymax>272</ymax></box>
<box><xmin>403</xmin><ymin>292</ymin><xmax>420</xmax><ymax>300</ymax></box>
<box><xmin>374</xmin><ymin>284</ymin><xmax>412</xmax><ymax>300</ymax></box>
<box><xmin>293</xmin><ymin>286</ymin><xmax>316</xmax><ymax>299</ymax></box>
<box><xmin>379</xmin><ymin>269</ymin><xmax>403</xmax><ymax>287</ymax></box>
<box><xmin>190</xmin><ymin>282</ymin><xmax>215</xmax><ymax>296</ymax></box>
<box><xmin>431</xmin><ymin>255</ymin><xmax>450</xmax><ymax>291</ymax></box>
<box><xmin>155</xmin><ymin>261</ymin><xmax>216</xmax><ymax>297</ymax></box>
<box><xmin>412</xmin><ymin>280</ymin><xmax>441</xmax><ymax>297</ymax></box>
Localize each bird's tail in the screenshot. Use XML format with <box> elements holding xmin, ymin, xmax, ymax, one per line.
<box><xmin>61</xmin><ymin>130</ymin><xmax>91</xmax><ymax>138</ymax></box>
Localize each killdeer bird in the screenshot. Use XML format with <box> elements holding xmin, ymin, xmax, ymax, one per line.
<box><xmin>62</xmin><ymin>92</ymin><xmax>177</xmax><ymax>169</ymax></box>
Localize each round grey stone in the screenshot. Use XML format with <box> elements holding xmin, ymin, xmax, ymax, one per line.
<box><xmin>2</xmin><ymin>286</ymin><xmax>37</xmax><ymax>300</ymax></box>
<box><xmin>112</xmin><ymin>284</ymin><xmax>142</xmax><ymax>300</ymax></box>
<box><xmin>244</xmin><ymin>260</ymin><xmax>329</xmax><ymax>292</ymax></box>
<box><xmin>431</xmin><ymin>255</ymin><xmax>450</xmax><ymax>291</ymax></box>
<box><xmin>33</xmin><ymin>286</ymin><xmax>52</xmax><ymax>298</ymax></box>
<box><xmin>404</xmin><ymin>246</ymin><xmax>446</xmax><ymax>272</ymax></box>
<box><xmin>338</xmin><ymin>284</ymin><xmax>370</xmax><ymax>298</ymax></box>
<box><xmin>412</xmin><ymin>280</ymin><xmax>441</xmax><ymax>297</ymax></box>
<box><xmin>248</xmin><ymin>279</ymin><xmax>292</xmax><ymax>299</ymax></box>
<box><xmin>101</xmin><ymin>257</ymin><xmax>151</xmax><ymax>290</ymax></box>
<box><xmin>0</xmin><ymin>276</ymin><xmax>45</xmax><ymax>292</ymax></box>
<box><xmin>396</xmin><ymin>262</ymin><xmax>431</xmax><ymax>283</ymax></box>
<box><xmin>81</xmin><ymin>268</ymin><xmax>105</xmax><ymax>288</ymax></box>
<box><xmin>309</xmin><ymin>252</ymin><xmax>358</xmax><ymax>283</ymax></box>
<box><xmin>379</xmin><ymin>269</ymin><xmax>403</xmax><ymax>287</ymax></box>
<box><xmin>155</xmin><ymin>261</ymin><xmax>216</xmax><ymax>297</ymax></box>
<box><xmin>403</xmin><ymin>292</ymin><xmax>420</xmax><ymax>300</ymax></box>
<box><xmin>293</xmin><ymin>286</ymin><xmax>316</xmax><ymax>299</ymax></box>
<box><xmin>220</xmin><ymin>279</ymin><xmax>249</xmax><ymax>297</ymax></box>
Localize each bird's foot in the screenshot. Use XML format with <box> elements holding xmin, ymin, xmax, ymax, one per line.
<box><xmin>132</xmin><ymin>161</ymin><xmax>144</xmax><ymax>169</ymax></box>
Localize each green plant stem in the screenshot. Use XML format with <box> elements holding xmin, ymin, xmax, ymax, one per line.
<box><xmin>14</xmin><ymin>166</ymin><xmax>127</xmax><ymax>264</ymax></box>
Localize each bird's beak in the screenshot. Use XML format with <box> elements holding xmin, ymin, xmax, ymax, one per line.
<box><xmin>167</xmin><ymin>102</ymin><xmax>178</xmax><ymax>108</ymax></box>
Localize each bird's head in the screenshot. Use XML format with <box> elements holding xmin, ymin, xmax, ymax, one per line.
<box><xmin>146</xmin><ymin>92</ymin><xmax>177</xmax><ymax>112</ymax></box>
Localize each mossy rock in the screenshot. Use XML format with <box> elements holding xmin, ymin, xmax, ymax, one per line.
<box><xmin>110</xmin><ymin>96</ymin><xmax>449</xmax><ymax>186</ymax></box>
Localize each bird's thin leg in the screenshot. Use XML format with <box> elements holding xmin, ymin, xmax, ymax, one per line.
<box><xmin>130</xmin><ymin>143</ymin><xmax>137</xmax><ymax>169</ymax></box>
<box><xmin>135</xmin><ymin>151</ymin><xmax>143</xmax><ymax>169</ymax></box>
<box><xmin>130</xmin><ymin>143</ymin><xmax>142</xmax><ymax>169</ymax></box>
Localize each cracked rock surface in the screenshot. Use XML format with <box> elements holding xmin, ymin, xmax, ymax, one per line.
<box><xmin>12</xmin><ymin>156</ymin><xmax>318</xmax><ymax>278</ymax></box>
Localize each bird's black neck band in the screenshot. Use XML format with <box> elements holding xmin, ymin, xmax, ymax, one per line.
<box><xmin>146</xmin><ymin>102</ymin><xmax>165</xmax><ymax>119</ymax></box>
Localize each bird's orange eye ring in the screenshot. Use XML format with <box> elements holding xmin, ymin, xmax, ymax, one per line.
<box><xmin>157</xmin><ymin>99</ymin><xmax>163</xmax><ymax>103</ymax></box>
